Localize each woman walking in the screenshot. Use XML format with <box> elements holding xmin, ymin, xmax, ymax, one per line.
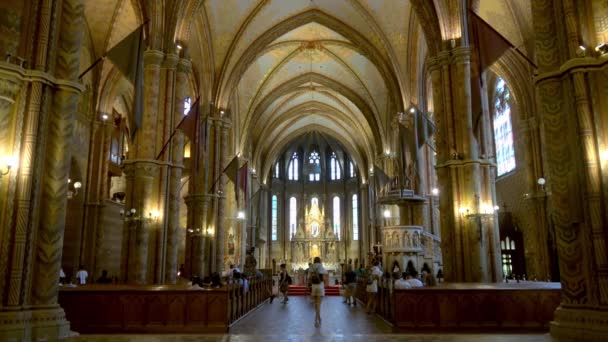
<box><xmin>309</xmin><ymin>257</ymin><xmax>327</xmax><ymax>327</ymax></box>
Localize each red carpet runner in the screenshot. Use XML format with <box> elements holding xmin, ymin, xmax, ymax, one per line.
<box><xmin>287</xmin><ymin>285</ymin><xmax>341</xmax><ymax>296</ymax></box>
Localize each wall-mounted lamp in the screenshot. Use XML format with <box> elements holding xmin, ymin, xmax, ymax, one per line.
<box><xmin>251</xmin><ymin>168</ymin><xmax>256</xmax><ymax>174</ymax></box>
<box><xmin>237</xmin><ymin>211</ymin><xmax>246</xmax><ymax>220</ymax></box>
<box><xmin>596</xmin><ymin>43</ymin><xmax>608</xmax><ymax>55</ymax></box>
<box><xmin>1</xmin><ymin>156</ymin><xmax>17</xmax><ymax>177</ymax></box>
<box><xmin>577</xmin><ymin>45</ymin><xmax>587</xmax><ymax>57</ymax></box>
<box><xmin>67</xmin><ymin>178</ymin><xmax>82</xmax><ymax>199</ymax></box>
<box><xmin>385</xmin><ymin>149</ymin><xmax>391</xmax><ymax>156</ymax></box>
<box><xmin>431</xmin><ymin>188</ymin><xmax>439</xmax><ymax>196</ymax></box>
<box><xmin>120</xmin><ymin>207</ymin><xmax>157</xmax><ymax>223</ymax></box>
<box><xmin>383</xmin><ymin>209</ymin><xmax>391</xmax><ymax>218</ymax></box>
<box><xmin>101</xmin><ymin>113</ymin><xmax>109</xmax><ymax>121</ymax></box>
<box><xmin>409</xmin><ymin>107</ymin><xmax>416</xmax><ymax>114</ymax></box>
<box><xmin>537</xmin><ymin>177</ymin><xmax>546</xmax><ymax>192</ymax></box>
<box><xmin>220</xmin><ymin>110</ymin><xmax>225</xmax><ymax>116</ymax></box>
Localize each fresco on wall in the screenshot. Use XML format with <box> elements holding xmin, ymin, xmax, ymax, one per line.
<box><xmin>0</xmin><ymin>1</ymin><xmax>23</xmax><ymax>58</ymax></box>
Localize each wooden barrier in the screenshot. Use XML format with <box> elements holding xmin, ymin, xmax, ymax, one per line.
<box><xmin>59</xmin><ymin>276</ymin><xmax>272</xmax><ymax>334</ymax></box>
<box><xmin>356</xmin><ymin>280</ymin><xmax>561</xmax><ymax>331</ymax></box>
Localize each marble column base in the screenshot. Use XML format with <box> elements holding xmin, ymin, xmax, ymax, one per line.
<box><xmin>550</xmin><ymin>306</ymin><xmax>608</xmax><ymax>341</ymax></box>
<box><xmin>0</xmin><ymin>307</ymin><xmax>75</xmax><ymax>341</ymax></box>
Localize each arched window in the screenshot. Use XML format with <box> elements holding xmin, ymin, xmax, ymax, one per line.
<box><xmin>274</xmin><ymin>163</ymin><xmax>280</xmax><ymax>178</ymax></box>
<box><xmin>289</xmin><ymin>197</ymin><xmax>297</xmax><ymax>239</ymax></box>
<box><xmin>271</xmin><ymin>195</ymin><xmax>278</xmax><ymax>241</ymax></box>
<box><xmin>311</xmin><ymin>197</ymin><xmax>318</xmax><ymax>207</ymax></box>
<box><xmin>349</xmin><ymin>162</ymin><xmax>355</xmax><ymax>178</ymax></box>
<box><xmin>352</xmin><ymin>194</ymin><xmax>358</xmax><ymax>241</ymax></box>
<box><xmin>308</xmin><ymin>150</ymin><xmax>320</xmax><ymax>181</ymax></box>
<box><xmin>333</xmin><ymin>196</ymin><xmax>340</xmax><ymax>239</ymax></box>
<box><xmin>330</xmin><ymin>153</ymin><xmax>341</xmax><ymax>180</ymax></box>
<box><xmin>288</xmin><ymin>153</ymin><xmax>299</xmax><ymax>180</ymax></box>
<box><xmin>183</xmin><ymin>97</ymin><xmax>192</xmax><ymax>115</ymax></box>
<box><xmin>493</xmin><ymin>77</ymin><xmax>515</xmax><ymax>176</ymax></box>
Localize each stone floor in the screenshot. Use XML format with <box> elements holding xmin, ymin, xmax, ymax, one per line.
<box><xmin>70</xmin><ymin>296</ymin><xmax>552</xmax><ymax>341</ymax></box>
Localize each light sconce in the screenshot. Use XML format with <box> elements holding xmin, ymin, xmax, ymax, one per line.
<box><xmin>383</xmin><ymin>209</ymin><xmax>391</xmax><ymax>218</ymax></box>
<box><xmin>220</xmin><ymin>110</ymin><xmax>225</xmax><ymax>116</ymax></box>
<box><xmin>187</xmin><ymin>227</ymin><xmax>202</xmax><ymax>236</ymax></box>
<box><xmin>577</xmin><ymin>45</ymin><xmax>587</xmax><ymax>57</ymax></box>
<box><xmin>537</xmin><ymin>177</ymin><xmax>546</xmax><ymax>192</ymax></box>
<box><xmin>409</xmin><ymin>107</ymin><xmax>416</xmax><ymax>114</ymax></box>
<box><xmin>494</xmin><ymin>205</ymin><xmax>500</xmax><ymax>211</ymax></box>
<box><xmin>205</xmin><ymin>227</ymin><xmax>215</xmax><ymax>236</ymax></box>
<box><xmin>237</xmin><ymin>211</ymin><xmax>246</xmax><ymax>220</ymax></box>
<box><xmin>251</xmin><ymin>168</ymin><xmax>256</xmax><ymax>174</ymax></box>
<box><xmin>176</xmin><ymin>43</ymin><xmax>183</xmax><ymax>50</ymax></box>
<box><xmin>459</xmin><ymin>207</ymin><xmax>470</xmax><ymax>217</ymax></box>
<box><xmin>385</xmin><ymin>149</ymin><xmax>391</xmax><ymax>156</ymax></box>
<box><xmin>595</xmin><ymin>43</ymin><xmax>608</xmax><ymax>55</ymax></box>
<box><xmin>1</xmin><ymin>155</ymin><xmax>17</xmax><ymax>177</ymax></box>
<box><xmin>120</xmin><ymin>207</ymin><xmax>157</xmax><ymax>223</ymax></box>
<box><xmin>101</xmin><ymin>113</ymin><xmax>109</xmax><ymax>121</ymax></box>
<box><xmin>67</xmin><ymin>178</ymin><xmax>82</xmax><ymax>199</ymax></box>
<box><xmin>431</xmin><ymin>188</ymin><xmax>439</xmax><ymax>196</ymax></box>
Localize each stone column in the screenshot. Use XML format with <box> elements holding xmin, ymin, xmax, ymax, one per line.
<box><xmin>164</xmin><ymin>58</ymin><xmax>190</xmax><ymax>283</ymax></box>
<box><xmin>429</xmin><ymin>46</ymin><xmax>501</xmax><ymax>283</ymax></box>
<box><xmin>359</xmin><ymin>183</ymin><xmax>369</xmax><ymax>262</ymax></box>
<box><xmin>0</xmin><ymin>72</ymin><xmax>22</xmax><ymax>306</ymax></box>
<box><xmin>122</xmin><ymin>162</ymin><xmax>157</xmax><ymax>284</ymax></box>
<box><xmin>531</xmin><ymin>1</ymin><xmax>608</xmax><ymax>339</ymax></box>
<box><xmin>185</xmin><ymin>194</ymin><xmax>211</xmax><ymax>277</ymax></box>
<box><xmin>28</xmin><ymin>0</ymin><xmax>85</xmax><ymax>340</ymax></box>
<box><xmin>215</xmin><ymin>119</ymin><xmax>231</xmax><ymax>273</ymax></box>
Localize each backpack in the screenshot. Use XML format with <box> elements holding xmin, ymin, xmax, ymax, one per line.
<box><xmin>310</xmin><ymin>269</ymin><xmax>322</xmax><ymax>285</ymax></box>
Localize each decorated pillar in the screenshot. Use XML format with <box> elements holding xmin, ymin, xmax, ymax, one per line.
<box><xmin>27</xmin><ymin>0</ymin><xmax>85</xmax><ymax>339</ymax></box>
<box><xmin>164</xmin><ymin>58</ymin><xmax>191</xmax><ymax>283</ymax></box>
<box><xmin>214</xmin><ymin>119</ymin><xmax>231</xmax><ymax>273</ymax></box>
<box><xmin>531</xmin><ymin>0</ymin><xmax>608</xmax><ymax>339</ymax></box>
<box><xmin>428</xmin><ymin>46</ymin><xmax>501</xmax><ymax>283</ymax></box>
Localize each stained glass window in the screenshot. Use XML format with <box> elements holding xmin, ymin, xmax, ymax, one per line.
<box><xmin>288</xmin><ymin>153</ymin><xmax>299</xmax><ymax>180</ymax></box>
<box><xmin>183</xmin><ymin>97</ymin><xmax>192</xmax><ymax>115</ymax></box>
<box><xmin>352</xmin><ymin>194</ymin><xmax>358</xmax><ymax>240</ymax></box>
<box><xmin>493</xmin><ymin>78</ymin><xmax>516</xmax><ymax>176</ymax></box>
<box><xmin>308</xmin><ymin>151</ymin><xmax>320</xmax><ymax>181</ymax></box>
<box><xmin>271</xmin><ymin>195</ymin><xmax>278</xmax><ymax>241</ymax></box>
<box><xmin>333</xmin><ymin>196</ymin><xmax>340</xmax><ymax>239</ymax></box>
<box><xmin>330</xmin><ymin>153</ymin><xmax>341</xmax><ymax>180</ymax></box>
<box><xmin>289</xmin><ymin>197</ymin><xmax>297</xmax><ymax>239</ymax></box>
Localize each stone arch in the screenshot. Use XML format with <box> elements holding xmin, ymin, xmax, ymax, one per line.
<box><xmin>215</xmin><ymin>9</ymin><xmax>401</xmax><ymax>111</ymax></box>
<box><xmin>242</xmin><ymin>72</ymin><xmax>384</xmax><ymax>156</ymax></box>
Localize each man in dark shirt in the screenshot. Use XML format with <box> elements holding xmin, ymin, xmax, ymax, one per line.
<box><xmin>97</xmin><ymin>270</ymin><xmax>112</xmax><ymax>284</ymax></box>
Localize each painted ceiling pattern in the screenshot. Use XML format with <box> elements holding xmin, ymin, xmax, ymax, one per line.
<box><xmin>81</xmin><ymin>0</ymin><xmax>534</xmax><ymax>180</ymax></box>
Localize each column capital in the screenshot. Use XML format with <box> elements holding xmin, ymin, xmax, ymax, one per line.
<box><xmin>144</xmin><ymin>50</ymin><xmax>165</xmax><ymax>66</ymax></box>
<box><xmin>177</xmin><ymin>58</ymin><xmax>192</xmax><ymax>73</ymax></box>
<box><xmin>122</xmin><ymin>160</ymin><xmax>161</xmax><ymax>178</ymax></box>
<box><xmin>162</xmin><ymin>53</ymin><xmax>179</xmax><ymax>69</ymax></box>
<box><xmin>426</xmin><ymin>46</ymin><xmax>473</xmax><ymax>71</ymax></box>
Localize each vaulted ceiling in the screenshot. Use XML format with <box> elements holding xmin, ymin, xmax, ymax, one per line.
<box><xmin>81</xmin><ymin>0</ymin><xmax>536</xmax><ymax>181</ymax></box>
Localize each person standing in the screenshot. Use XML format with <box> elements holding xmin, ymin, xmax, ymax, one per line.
<box><xmin>75</xmin><ymin>265</ymin><xmax>88</xmax><ymax>285</ymax></box>
<box><xmin>343</xmin><ymin>266</ymin><xmax>357</xmax><ymax>306</ymax></box>
<box><xmin>279</xmin><ymin>263</ymin><xmax>290</xmax><ymax>304</ymax></box>
<box><xmin>365</xmin><ymin>261</ymin><xmax>383</xmax><ymax>314</ymax></box>
<box><xmin>309</xmin><ymin>257</ymin><xmax>327</xmax><ymax>327</ymax></box>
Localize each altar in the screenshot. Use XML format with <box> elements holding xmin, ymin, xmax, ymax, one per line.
<box><xmin>290</xmin><ymin>197</ymin><xmax>341</xmax><ymax>272</ymax></box>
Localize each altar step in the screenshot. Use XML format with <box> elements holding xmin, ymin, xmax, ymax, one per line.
<box><xmin>287</xmin><ymin>285</ymin><xmax>341</xmax><ymax>296</ymax></box>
